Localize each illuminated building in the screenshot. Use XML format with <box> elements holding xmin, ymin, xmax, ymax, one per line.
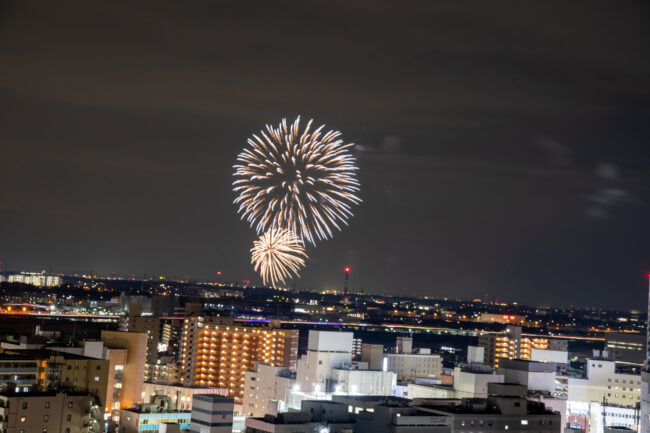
<box><xmin>119</xmin><ymin>397</ymin><xmax>190</xmax><ymax>433</ymax></box>
<box><xmin>6</xmin><ymin>271</ymin><xmax>62</xmax><ymax>287</ymax></box>
<box><xmin>100</xmin><ymin>331</ymin><xmax>147</xmax><ymax>417</ymax></box>
<box><xmin>476</xmin><ymin>313</ymin><xmax>526</xmax><ymax>326</ymax></box>
<box><xmin>179</xmin><ymin>317</ymin><xmax>298</xmax><ymax>401</ymax></box>
<box><xmin>478</xmin><ymin>326</ymin><xmax>567</xmax><ymax>368</ymax></box>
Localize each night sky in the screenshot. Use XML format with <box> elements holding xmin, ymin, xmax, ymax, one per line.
<box><xmin>1</xmin><ymin>1</ymin><xmax>649</xmax><ymax>309</ymax></box>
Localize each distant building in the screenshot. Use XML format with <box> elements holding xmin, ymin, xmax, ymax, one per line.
<box><xmin>6</xmin><ymin>271</ymin><xmax>62</xmax><ymax>287</ymax></box>
<box><xmin>384</xmin><ymin>352</ymin><xmax>442</xmax><ymax>381</ymax></box>
<box><xmin>478</xmin><ymin>326</ymin><xmax>568</xmax><ymax>368</ymax></box>
<box><xmin>395</xmin><ymin>337</ymin><xmax>412</xmax><ymax>354</ymax></box>
<box><xmin>477</xmin><ymin>313</ymin><xmax>526</xmax><ymax>326</ymax></box>
<box><xmin>361</xmin><ymin>343</ymin><xmax>384</xmax><ymax>371</ymax></box>
<box><xmin>605</xmin><ymin>332</ymin><xmax>645</xmax><ymax>367</ymax></box>
<box><xmin>0</xmin><ymin>390</ymin><xmax>102</xmax><ymax>433</ymax></box>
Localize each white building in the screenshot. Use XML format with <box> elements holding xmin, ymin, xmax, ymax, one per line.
<box><xmin>331</xmin><ymin>367</ymin><xmax>396</xmax><ymax>395</ymax></box>
<box><xmin>568</xmin><ymin>357</ymin><xmax>641</xmax><ymax>408</ymax></box>
<box><xmin>641</xmin><ymin>371</ymin><xmax>650</xmax><ymax>433</ymax></box>
<box><xmin>407</xmin><ymin>363</ymin><xmax>503</xmax><ymax>399</ymax></box>
<box><xmin>498</xmin><ymin>359</ymin><xmax>556</xmax><ymax>393</ymax></box>
<box><xmin>243</xmin><ymin>362</ymin><xmax>295</xmax><ymax>417</ymax></box>
<box><xmin>296</xmin><ymin>331</ymin><xmax>353</xmax><ymax>393</ymax></box>
<box><xmin>190</xmin><ymin>394</ymin><xmax>234</xmax><ymax>433</ymax></box>
<box><xmin>244</xmin><ymin>400</ymin><xmax>355</xmax><ymax>433</ymax></box>
<box><xmin>567</xmin><ymin>400</ymin><xmax>638</xmax><ymax>433</ymax></box>
<box><xmin>384</xmin><ymin>352</ymin><xmax>442</xmax><ymax>381</ymax></box>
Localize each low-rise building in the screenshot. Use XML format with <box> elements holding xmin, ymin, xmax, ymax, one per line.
<box><xmin>0</xmin><ymin>390</ymin><xmax>103</xmax><ymax>433</ymax></box>
<box><xmin>190</xmin><ymin>394</ymin><xmax>234</xmax><ymax>433</ymax></box>
<box><xmin>331</xmin><ymin>366</ymin><xmax>396</xmax><ymax>395</ymax></box>
<box><xmin>118</xmin><ymin>397</ymin><xmax>191</xmax><ymax>433</ymax></box>
<box><xmin>384</xmin><ymin>352</ymin><xmax>442</xmax><ymax>381</ymax></box>
<box><xmin>568</xmin><ymin>357</ymin><xmax>641</xmax><ymax>408</ymax></box>
<box><xmin>244</xmin><ymin>400</ymin><xmax>355</xmax><ymax>433</ymax></box>
<box><xmin>498</xmin><ymin>359</ymin><xmax>557</xmax><ymax>393</ymax></box>
<box><xmin>143</xmin><ymin>382</ymin><xmax>229</xmax><ymax>412</ymax></box>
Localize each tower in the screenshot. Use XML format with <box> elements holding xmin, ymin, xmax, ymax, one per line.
<box><xmin>344</xmin><ymin>266</ymin><xmax>350</xmax><ymax>295</ymax></box>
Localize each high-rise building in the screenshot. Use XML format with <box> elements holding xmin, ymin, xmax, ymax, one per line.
<box><xmin>179</xmin><ymin>317</ymin><xmax>298</xmax><ymax>401</ymax></box>
<box><xmin>639</xmin><ymin>275</ymin><xmax>650</xmax><ymax>433</ymax></box>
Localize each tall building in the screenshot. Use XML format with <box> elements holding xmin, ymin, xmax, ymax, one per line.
<box><xmin>0</xmin><ymin>390</ymin><xmax>103</xmax><ymax>433</ymax></box>
<box><xmin>639</xmin><ymin>275</ymin><xmax>650</xmax><ymax>433</ymax></box>
<box><xmin>101</xmin><ymin>330</ymin><xmax>147</xmax><ymax>414</ymax></box>
<box><xmin>179</xmin><ymin>317</ymin><xmax>298</xmax><ymax>401</ymax></box>
<box><xmin>478</xmin><ymin>326</ymin><xmax>568</xmax><ymax>368</ymax></box>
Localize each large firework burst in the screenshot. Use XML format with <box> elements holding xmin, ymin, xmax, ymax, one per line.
<box><xmin>233</xmin><ymin>116</ymin><xmax>361</xmax><ymax>245</ymax></box>
<box><xmin>250</xmin><ymin>228</ymin><xmax>308</xmax><ymax>288</ymax></box>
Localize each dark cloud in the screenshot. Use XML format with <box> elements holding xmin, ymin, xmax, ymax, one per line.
<box><xmin>1</xmin><ymin>0</ymin><xmax>649</xmax><ymax>309</ymax></box>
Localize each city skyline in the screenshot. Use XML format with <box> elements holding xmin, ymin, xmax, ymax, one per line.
<box><xmin>1</xmin><ymin>1</ymin><xmax>649</xmax><ymax>310</ymax></box>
